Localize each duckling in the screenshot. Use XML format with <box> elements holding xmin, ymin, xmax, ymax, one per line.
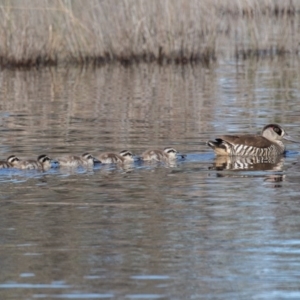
<box><xmin>6</xmin><ymin>154</ymin><xmax>56</xmax><ymax>171</ymax></box>
<box><xmin>57</xmin><ymin>153</ymin><xmax>100</xmax><ymax>168</ymax></box>
<box><xmin>141</xmin><ymin>147</ymin><xmax>180</xmax><ymax>162</ymax></box>
<box><xmin>97</xmin><ymin>150</ymin><xmax>134</xmax><ymax>164</ymax></box>
<box><xmin>6</xmin><ymin>155</ymin><xmax>20</xmax><ymax>168</ymax></box>
<box><xmin>0</xmin><ymin>157</ymin><xmax>14</xmax><ymax>168</ymax></box>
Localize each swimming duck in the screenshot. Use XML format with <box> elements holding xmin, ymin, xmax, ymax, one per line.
<box><xmin>97</xmin><ymin>150</ymin><xmax>134</xmax><ymax>164</ymax></box>
<box><xmin>207</xmin><ymin>124</ymin><xmax>298</xmax><ymax>156</ymax></box>
<box><xmin>57</xmin><ymin>152</ymin><xmax>100</xmax><ymax>168</ymax></box>
<box><xmin>140</xmin><ymin>147</ymin><xmax>181</xmax><ymax>162</ymax></box>
<box><xmin>6</xmin><ymin>154</ymin><xmax>56</xmax><ymax>171</ymax></box>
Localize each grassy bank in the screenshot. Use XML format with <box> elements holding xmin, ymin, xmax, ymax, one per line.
<box><xmin>0</xmin><ymin>0</ymin><xmax>299</xmax><ymax>68</ymax></box>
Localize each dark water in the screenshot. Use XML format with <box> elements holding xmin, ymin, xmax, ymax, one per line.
<box><xmin>1</xmin><ymin>59</ymin><xmax>300</xmax><ymax>299</ymax></box>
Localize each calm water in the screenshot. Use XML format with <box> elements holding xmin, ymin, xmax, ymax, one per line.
<box><xmin>1</xmin><ymin>59</ymin><xmax>300</xmax><ymax>299</ymax></box>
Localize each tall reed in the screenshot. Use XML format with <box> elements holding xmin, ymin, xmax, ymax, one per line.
<box><xmin>0</xmin><ymin>0</ymin><xmax>299</xmax><ymax>67</ymax></box>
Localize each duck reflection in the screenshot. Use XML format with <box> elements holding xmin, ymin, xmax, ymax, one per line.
<box><xmin>210</xmin><ymin>155</ymin><xmax>285</xmax><ymax>171</ymax></box>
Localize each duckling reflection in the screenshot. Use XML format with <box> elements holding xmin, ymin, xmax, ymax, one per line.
<box><xmin>209</xmin><ymin>155</ymin><xmax>284</xmax><ymax>171</ymax></box>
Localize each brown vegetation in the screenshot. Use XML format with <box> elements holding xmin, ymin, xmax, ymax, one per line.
<box><xmin>0</xmin><ymin>0</ymin><xmax>299</xmax><ymax>68</ymax></box>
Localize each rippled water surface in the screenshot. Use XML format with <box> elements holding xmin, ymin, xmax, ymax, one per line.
<box><xmin>1</xmin><ymin>59</ymin><xmax>300</xmax><ymax>299</ymax></box>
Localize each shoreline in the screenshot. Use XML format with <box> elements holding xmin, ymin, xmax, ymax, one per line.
<box><xmin>0</xmin><ymin>0</ymin><xmax>299</xmax><ymax>69</ymax></box>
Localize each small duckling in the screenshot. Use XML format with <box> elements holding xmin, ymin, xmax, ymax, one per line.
<box><xmin>6</xmin><ymin>155</ymin><xmax>20</xmax><ymax>168</ymax></box>
<box><xmin>0</xmin><ymin>157</ymin><xmax>14</xmax><ymax>168</ymax></box>
<box><xmin>57</xmin><ymin>152</ymin><xmax>100</xmax><ymax>168</ymax></box>
<box><xmin>141</xmin><ymin>147</ymin><xmax>181</xmax><ymax>162</ymax></box>
<box><xmin>6</xmin><ymin>154</ymin><xmax>56</xmax><ymax>171</ymax></box>
<box><xmin>97</xmin><ymin>150</ymin><xmax>134</xmax><ymax>164</ymax></box>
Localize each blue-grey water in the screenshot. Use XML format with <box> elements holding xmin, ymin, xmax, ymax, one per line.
<box><xmin>0</xmin><ymin>59</ymin><xmax>300</xmax><ymax>299</ymax></box>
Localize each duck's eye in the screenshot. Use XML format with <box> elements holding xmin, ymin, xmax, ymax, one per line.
<box><xmin>88</xmin><ymin>155</ymin><xmax>92</xmax><ymax>159</ymax></box>
<box><xmin>13</xmin><ymin>158</ymin><xmax>19</xmax><ymax>162</ymax></box>
<box><xmin>273</xmin><ymin>126</ymin><xmax>282</xmax><ymax>135</ymax></box>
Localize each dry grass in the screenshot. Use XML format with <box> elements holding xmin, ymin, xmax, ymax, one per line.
<box><xmin>0</xmin><ymin>0</ymin><xmax>299</xmax><ymax>67</ymax></box>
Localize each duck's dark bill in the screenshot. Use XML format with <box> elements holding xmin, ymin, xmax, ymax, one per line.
<box><xmin>283</xmin><ymin>134</ymin><xmax>300</xmax><ymax>143</ymax></box>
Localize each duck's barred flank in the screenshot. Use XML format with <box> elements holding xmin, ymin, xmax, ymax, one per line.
<box><xmin>232</xmin><ymin>144</ymin><xmax>282</xmax><ymax>156</ymax></box>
